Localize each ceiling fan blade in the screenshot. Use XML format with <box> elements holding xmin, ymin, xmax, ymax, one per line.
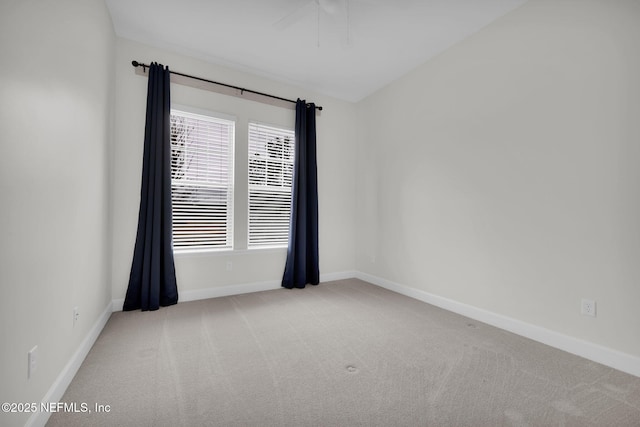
<box><xmin>274</xmin><ymin>0</ymin><xmax>316</xmax><ymax>30</ymax></box>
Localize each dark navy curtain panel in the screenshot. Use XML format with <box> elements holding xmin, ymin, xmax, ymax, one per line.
<box><xmin>282</xmin><ymin>99</ymin><xmax>320</xmax><ymax>289</ymax></box>
<box><xmin>123</xmin><ymin>62</ymin><xmax>178</xmax><ymax>311</ymax></box>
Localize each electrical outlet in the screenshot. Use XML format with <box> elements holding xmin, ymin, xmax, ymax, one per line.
<box><xmin>28</xmin><ymin>346</ymin><xmax>38</xmax><ymax>379</ymax></box>
<box><xmin>73</xmin><ymin>306</ymin><xmax>79</xmax><ymax>326</ymax></box>
<box><xmin>226</xmin><ymin>261</ymin><xmax>232</xmax><ymax>271</ymax></box>
<box><xmin>581</xmin><ymin>299</ymin><xmax>596</xmax><ymax>317</ymax></box>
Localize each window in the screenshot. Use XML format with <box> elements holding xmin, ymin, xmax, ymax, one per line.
<box><xmin>248</xmin><ymin>122</ymin><xmax>295</xmax><ymax>248</ymax></box>
<box><xmin>170</xmin><ymin>109</ymin><xmax>234</xmax><ymax>251</ymax></box>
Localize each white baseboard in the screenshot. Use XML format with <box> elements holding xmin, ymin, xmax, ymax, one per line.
<box><xmin>181</xmin><ymin>280</ymin><xmax>282</xmax><ymax>302</ymax></box>
<box><xmin>111</xmin><ymin>297</ymin><xmax>125</xmax><ymax>312</ymax></box>
<box><xmin>111</xmin><ymin>270</ymin><xmax>357</xmax><ymax>312</ymax></box>
<box><xmin>111</xmin><ymin>281</ymin><xmax>281</xmax><ymax>312</ymax></box>
<box><xmin>25</xmin><ymin>301</ymin><xmax>113</xmax><ymax>427</ymax></box>
<box><xmin>321</xmin><ymin>270</ymin><xmax>358</xmax><ymax>283</ymax></box>
<box><xmin>356</xmin><ymin>271</ymin><xmax>640</xmax><ymax>378</ymax></box>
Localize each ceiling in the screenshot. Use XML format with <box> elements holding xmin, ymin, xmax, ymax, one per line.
<box><xmin>105</xmin><ymin>0</ymin><xmax>528</xmax><ymax>102</ymax></box>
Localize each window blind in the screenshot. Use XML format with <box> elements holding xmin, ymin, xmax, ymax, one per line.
<box><xmin>170</xmin><ymin>109</ymin><xmax>234</xmax><ymax>251</ymax></box>
<box><xmin>248</xmin><ymin>122</ymin><xmax>295</xmax><ymax>249</ymax></box>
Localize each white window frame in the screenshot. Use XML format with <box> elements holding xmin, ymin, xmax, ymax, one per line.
<box><xmin>247</xmin><ymin>121</ymin><xmax>295</xmax><ymax>249</ymax></box>
<box><xmin>170</xmin><ymin>105</ymin><xmax>235</xmax><ymax>253</ymax></box>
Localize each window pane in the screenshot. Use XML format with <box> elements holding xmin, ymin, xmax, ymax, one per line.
<box><xmin>248</xmin><ymin>123</ymin><xmax>294</xmax><ymax>249</ymax></box>
<box><xmin>171</xmin><ymin>110</ymin><xmax>234</xmax><ymax>251</ymax></box>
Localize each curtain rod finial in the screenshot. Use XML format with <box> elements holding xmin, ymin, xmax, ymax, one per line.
<box><xmin>132</xmin><ymin>60</ymin><xmax>148</xmax><ymax>73</ymax></box>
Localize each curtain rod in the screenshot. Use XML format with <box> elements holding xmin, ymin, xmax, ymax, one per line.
<box><xmin>131</xmin><ymin>61</ymin><xmax>322</xmax><ymax>111</ymax></box>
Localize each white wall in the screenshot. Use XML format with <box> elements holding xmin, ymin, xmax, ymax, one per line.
<box><xmin>0</xmin><ymin>1</ymin><xmax>115</xmax><ymax>426</ymax></box>
<box><xmin>111</xmin><ymin>39</ymin><xmax>358</xmax><ymax>304</ymax></box>
<box><xmin>357</xmin><ymin>0</ymin><xmax>640</xmax><ymax>360</ymax></box>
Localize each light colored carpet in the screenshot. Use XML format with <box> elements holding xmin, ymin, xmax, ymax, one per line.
<box><xmin>47</xmin><ymin>279</ymin><xmax>640</xmax><ymax>426</ymax></box>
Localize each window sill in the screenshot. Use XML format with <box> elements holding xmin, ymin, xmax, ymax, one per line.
<box><xmin>173</xmin><ymin>247</ymin><xmax>286</xmax><ymax>258</ymax></box>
